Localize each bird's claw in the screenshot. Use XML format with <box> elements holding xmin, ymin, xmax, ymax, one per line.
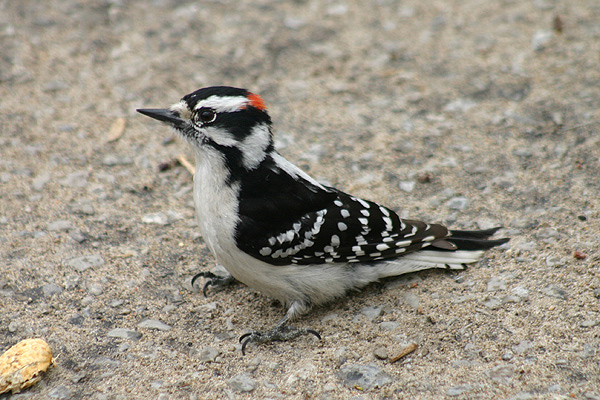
<box><xmin>191</xmin><ymin>271</ymin><xmax>235</xmax><ymax>297</ymax></box>
<box><xmin>239</xmin><ymin>325</ymin><xmax>321</xmax><ymax>355</ymax></box>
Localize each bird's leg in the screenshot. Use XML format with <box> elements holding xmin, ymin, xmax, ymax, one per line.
<box><xmin>239</xmin><ymin>301</ymin><xmax>321</xmax><ymax>355</ymax></box>
<box><xmin>191</xmin><ymin>268</ymin><xmax>237</xmax><ymax>297</ymax></box>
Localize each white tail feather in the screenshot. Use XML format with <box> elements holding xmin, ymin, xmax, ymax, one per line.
<box><xmin>369</xmin><ymin>250</ymin><xmax>485</xmax><ymax>279</ymax></box>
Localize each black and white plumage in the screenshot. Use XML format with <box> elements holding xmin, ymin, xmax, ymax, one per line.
<box><xmin>137</xmin><ymin>86</ymin><xmax>508</xmax><ymax>353</ymax></box>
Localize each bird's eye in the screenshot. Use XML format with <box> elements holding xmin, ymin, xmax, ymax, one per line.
<box><xmin>197</xmin><ymin>108</ymin><xmax>216</xmax><ymax>124</ymax></box>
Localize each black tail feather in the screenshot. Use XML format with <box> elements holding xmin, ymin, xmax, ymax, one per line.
<box><xmin>444</xmin><ymin>227</ymin><xmax>509</xmax><ymax>251</ymax></box>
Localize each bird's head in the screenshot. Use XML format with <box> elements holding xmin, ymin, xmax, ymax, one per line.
<box><xmin>138</xmin><ymin>86</ymin><xmax>274</xmax><ymax>171</ymax></box>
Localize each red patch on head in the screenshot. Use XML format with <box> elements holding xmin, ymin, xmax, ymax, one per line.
<box><xmin>247</xmin><ymin>93</ymin><xmax>267</xmax><ymax>111</ymax></box>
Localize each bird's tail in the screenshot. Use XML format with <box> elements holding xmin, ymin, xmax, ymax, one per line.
<box><xmin>371</xmin><ymin>227</ymin><xmax>509</xmax><ymax>278</ymax></box>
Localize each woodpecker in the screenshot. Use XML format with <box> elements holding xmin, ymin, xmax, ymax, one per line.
<box><xmin>137</xmin><ymin>86</ymin><xmax>508</xmax><ymax>354</ymax></box>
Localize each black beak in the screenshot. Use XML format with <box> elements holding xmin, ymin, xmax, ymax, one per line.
<box><xmin>137</xmin><ymin>108</ymin><xmax>185</xmax><ymax>127</ymax></box>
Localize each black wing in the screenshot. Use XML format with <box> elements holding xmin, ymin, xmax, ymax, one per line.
<box><xmin>234</xmin><ymin>156</ymin><xmax>450</xmax><ymax>265</ymax></box>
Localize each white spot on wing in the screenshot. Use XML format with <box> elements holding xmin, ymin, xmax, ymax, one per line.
<box><xmin>341</xmin><ymin>209</ymin><xmax>350</xmax><ymax>218</ymax></box>
<box><xmin>331</xmin><ymin>235</ymin><xmax>340</xmax><ymax>246</ymax></box>
<box><xmin>376</xmin><ymin>243</ymin><xmax>390</xmax><ymax>251</ymax></box>
<box><xmin>338</xmin><ymin>222</ymin><xmax>348</xmax><ymax>231</ymax></box>
<box><xmin>259</xmin><ymin>247</ymin><xmax>272</xmax><ymax>256</ymax></box>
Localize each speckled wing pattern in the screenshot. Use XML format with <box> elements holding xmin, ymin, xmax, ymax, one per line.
<box><xmin>237</xmin><ymin>188</ymin><xmax>450</xmax><ymax>266</ymax></box>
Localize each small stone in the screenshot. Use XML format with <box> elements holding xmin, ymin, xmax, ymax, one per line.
<box><xmin>48</xmin><ymin>385</ymin><xmax>73</xmax><ymax>399</ymax></box>
<box><xmin>446</xmin><ymin>196</ymin><xmax>469</xmax><ymax>210</ymax></box>
<box><xmin>42</xmin><ymin>80</ymin><xmax>69</xmax><ymax>92</ymax></box>
<box><xmin>199</xmin><ymin>346</ymin><xmax>220</xmax><ymax>362</ymax></box>
<box><xmin>373</xmin><ymin>346</ymin><xmax>388</xmax><ymax>360</ymax></box>
<box><xmin>137</xmin><ymin>319</ymin><xmax>172</xmax><ymax>331</ymax></box>
<box><xmin>399</xmin><ymin>181</ymin><xmax>415</xmax><ymax>192</ymax></box>
<box><xmin>532</xmin><ymin>30</ymin><xmax>552</xmax><ymax>51</ymax></box>
<box><xmin>32</xmin><ymin>173</ymin><xmax>51</xmax><ymax>191</ymax></box>
<box><xmin>443</xmin><ymin>98</ymin><xmax>476</xmax><ymax>113</ymax></box>
<box><xmin>8</xmin><ymin>321</ymin><xmax>19</xmax><ymax>333</ymax></box>
<box><xmin>361</xmin><ymin>305</ymin><xmax>383</xmax><ymax>320</ymax></box>
<box><xmin>338</xmin><ymin>363</ymin><xmax>392</xmax><ymax>390</ymax></box>
<box><xmin>487</xmin><ymin>276</ymin><xmax>507</xmax><ymax>292</ymax></box>
<box><xmin>502</xmin><ymin>350</ymin><xmax>514</xmax><ymax>361</ymax></box>
<box><xmin>87</xmin><ymin>282</ymin><xmax>103</xmax><ymax>296</ymax></box>
<box><xmin>545</xmin><ymin>255</ymin><xmax>565</xmax><ymax>268</ymax></box>
<box><xmin>580</xmin><ymin>320</ymin><xmax>599</xmax><ymax>328</ymax></box>
<box><xmin>47</xmin><ymin>220</ymin><xmax>73</xmax><ymax>231</ymax></box>
<box><xmin>42</xmin><ymin>283</ymin><xmax>63</xmax><ymax>297</ymax></box>
<box><xmin>102</xmin><ymin>155</ymin><xmax>133</xmax><ymax>166</ymax></box>
<box><xmin>107</xmin><ymin>328</ymin><xmax>141</xmax><ymax>340</ymax></box>
<box><xmin>580</xmin><ymin>343</ymin><xmax>596</xmax><ymax>359</ymax></box>
<box><xmin>483</xmin><ymin>297</ymin><xmax>502</xmax><ymax>309</ymax></box>
<box><xmin>142</xmin><ymin>212</ymin><xmax>170</xmax><ymax>225</ymax></box>
<box><xmin>379</xmin><ymin>321</ymin><xmax>400</xmax><ymax>331</ymax></box>
<box><xmin>487</xmin><ymin>364</ymin><xmax>515</xmax><ymax>384</ymax></box>
<box><xmin>511</xmin><ymin>286</ymin><xmax>530</xmax><ymax>300</ymax></box>
<box><xmin>66</xmin><ymin>254</ymin><xmax>105</xmax><ymax>272</ymax></box>
<box><xmin>69</xmin><ymin>230</ymin><xmax>87</xmax><ymax>243</ymax></box>
<box><xmin>542</xmin><ymin>285</ymin><xmax>568</xmax><ymax>300</ymax></box>
<box><xmin>227</xmin><ymin>374</ymin><xmax>256</xmax><ymax>392</ymax></box>
<box><xmin>400</xmin><ymin>292</ymin><xmax>420</xmax><ymax>309</ymax></box>
<box><xmin>513</xmin><ymin>341</ymin><xmax>533</xmax><ymax>355</ymax></box>
<box><xmin>59</xmin><ymin>171</ymin><xmax>89</xmax><ymax>188</ymax></box>
<box><xmin>69</xmin><ymin>199</ymin><xmax>95</xmax><ymax>215</ymax></box>
<box><xmin>447</xmin><ymin>384</ymin><xmax>473</xmax><ymax>396</ymax></box>
<box><xmin>283</xmin><ymin>16</ymin><xmax>306</xmax><ymax>29</ymax></box>
<box><xmin>69</xmin><ymin>314</ymin><xmax>84</xmax><ymax>325</ymax></box>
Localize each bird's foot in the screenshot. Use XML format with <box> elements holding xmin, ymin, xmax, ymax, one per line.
<box><xmin>239</xmin><ymin>325</ymin><xmax>321</xmax><ymax>355</ymax></box>
<box><xmin>191</xmin><ymin>270</ymin><xmax>236</xmax><ymax>297</ymax></box>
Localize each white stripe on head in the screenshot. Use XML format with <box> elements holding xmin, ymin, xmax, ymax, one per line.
<box><xmin>237</xmin><ymin>123</ymin><xmax>271</xmax><ymax>170</ymax></box>
<box><xmin>194</xmin><ymin>95</ymin><xmax>249</xmax><ymax>113</ymax></box>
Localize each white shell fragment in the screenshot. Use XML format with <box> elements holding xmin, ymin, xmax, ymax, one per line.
<box><xmin>0</xmin><ymin>338</ymin><xmax>53</xmax><ymax>394</ymax></box>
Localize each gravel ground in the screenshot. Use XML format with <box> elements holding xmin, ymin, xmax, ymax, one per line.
<box><xmin>1</xmin><ymin>0</ymin><xmax>599</xmax><ymax>399</ymax></box>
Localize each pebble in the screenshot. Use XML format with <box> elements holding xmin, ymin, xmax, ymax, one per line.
<box><xmin>486</xmin><ymin>276</ymin><xmax>507</xmax><ymax>292</ymax></box>
<box><xmin>107</xmin><ymin>328</ymin><xmax>142</xmax><ymax>341</ymax></box>
<box><xmin>482</xmin><ymin>297</ymin><xmax>502</xmax><ymax>309</ymax></box>
<box><xmin>338</xmin><ymin>364</ymin><xmax>392</xmax><ymax>390</ymax></box>
<box><xmin>69</xmin><ymin>199</ymin><xmax>95</xmax><ymax>215</ymax></box>
<box><xmin>580</xmin><ymin>320</ymin><xmax>599</xmax><ymax>328</ymax></box>
<box><xmin>137</xmin><ymin>319</ymin><xmax>172</xmax><ymax>331</ymax></box>
<box><xmin>487</xmin><ymin>364</ymin><xmax>515</xmax><ymax>384</ymax></box>
<box><xmin>48</xmin><ymin>385</ymin><xmax>74</xmax><ymax>399</ymax></box>
<box><xmin>446</xmin><ymin>196</ymin><xmax>469</xmax><ymax>210</ymax></box>
<box><xmin>379</xmin><ymin>321</ymin><xmax>400</xmax><ymax>331</ymax></box>
<box><xmin>32</xmin><ymin>173</ymin><xmax>51</xmax><ymax>191</ymax></box>
<box><xmin>399</xmin><ymin>180</ymin><xmax>415</xmax><ymax>192</ymax></box>
<box><xmin>541</xmin><ymin>285</ymin><xmax>568</xmax><ymax>300</ymax></box>
<box><xmin>373</xmin><ymin>346</ymin><xmax>388</xmax><ymax>360</ymax></box>
<box><xmin>400</xmin><ymin>292</ymin><xmax>420</xmax><ymax>309</ymax></box>
<box><xmin>142</xmin><ymin>212</ymin><xmax>170</xmax><ymax>225</ymax></box>
<box><xmin>227</xmin><ymin>374</ymin><xmax>256</xmax><ymax>392</ymax></box>
<box><xmin>47</xmin><ymin>220</ymin><xmax>73</xmax><ymax>231</ymax></box>
<box><xmin>102</xmin><ymin>154</ymin><xmax>133</xmax><ymax>166</ymax></box>
<box><xmin>69</xmin><ymin>230</ymin><xmax>87</xmax><ymax>243</ymax></box>
<box><xmin>59</xmin><ymin>170</ymin><xmax>89</xmax><ymax>188</ymax></box>
<box><xmin>361</xmin><ymin>305</ymin><xmax>383</xmax><ymax>320</ymax></box>
<box><xmin>545</xmin><ymin>255</ymin><xmax>566</xmax><ymax>268</ymax></box>
<box><xmin>199</xmin><ymin>346</ymin><xmax>221</xmax><ymax>362</ymax></box>
<box><xmin>42</xmin><ymin>283</ymin><xmax>63</xmax><ymax>297</ymax></box>
<box><xmin>66</xmin><ymin>254</ymin><xmax>105</xmax><ymax>272</ymax></box>
<box><xmin>511</xmin><ymin>286</ymin><xmax>530</xmax><ymax>300</ymax></box>
<box><xmin>532</xmin><ymin>30</ymin><xmax>552</xmax><ymax>51</ymax></box>
<box><xmin>446</xmin><ymin>384</ymin><xmax>473</xmax><ymax>396</ymax></box>
<box><xmin>513</xmin><ymin>341</ymin><xmax>533</xmax><ymax>355</ymax></box>
<box><xmin>87</xmin><ymin>282</ymin><xmax>103</xmax><ymax>296</ymax></box>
